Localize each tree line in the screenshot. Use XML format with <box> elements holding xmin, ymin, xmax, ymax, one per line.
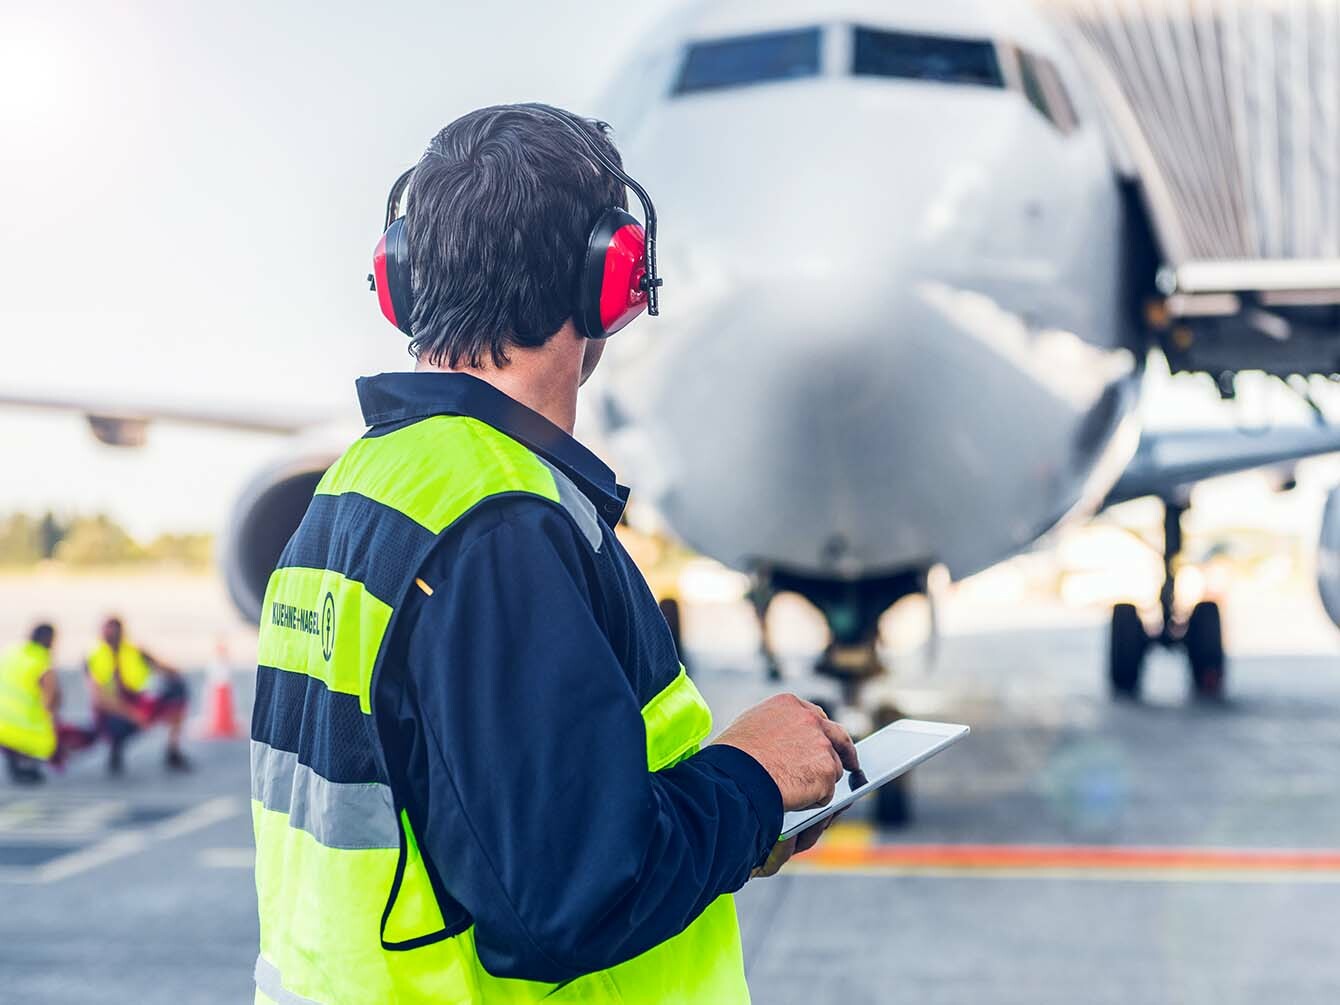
<box><xmin>0</xmin><ymin>512</ymin><xmax>213</xmax><ymax>569</ymax></box>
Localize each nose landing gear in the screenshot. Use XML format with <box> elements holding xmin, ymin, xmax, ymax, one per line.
<box><xmin>753</xmin><ymin>567</ymin><xmax>923</xmax><ymax>827</ymax></box>
<box><xmin>1107</xmin><ymin>499</ymin><xmax>1226</xmax><ymax>701</ymax></box>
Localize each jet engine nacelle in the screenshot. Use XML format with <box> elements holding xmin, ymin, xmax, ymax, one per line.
<box><xmin>1317</xmin><ymin>485</ymin><xmax>1340</xmax><ymax>632</ymax></box>
<box><xmin>219</xmin><ymin>453</ymin><xmax>335</xmax><ymax>623</ymax></box>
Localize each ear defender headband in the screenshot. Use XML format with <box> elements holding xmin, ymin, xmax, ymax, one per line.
<box><xmin>368</xmin><ymin>106</ymin><xmax>662</xmax><ymax>340</ymax></box>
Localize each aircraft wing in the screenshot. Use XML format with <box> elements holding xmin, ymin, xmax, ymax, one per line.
<box><xmin>0</xmin><ymin>389</ymin><xmax>314</xmax><ymax>446</ymax></box>
<box><xmin>1105</xmin><ymin>425</ymin><xmax>1340</xmax><ymax>507</ymax></box>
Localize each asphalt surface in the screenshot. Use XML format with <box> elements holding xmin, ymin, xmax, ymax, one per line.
<box><xmin>2</xmin><ymin>623</ymin><xmax>1339</xmax><ymax>1003</ymax></box>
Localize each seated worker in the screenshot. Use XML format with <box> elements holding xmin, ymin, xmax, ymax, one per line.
<box><xmin>87</xmin><ymin>617</ymin><xmax>191</xmax><ymax>774</ymax></box>
<box><xmin>0</xmin><ymin>623</ymin><xmax>60</xmax><ymax>784</ymax></box>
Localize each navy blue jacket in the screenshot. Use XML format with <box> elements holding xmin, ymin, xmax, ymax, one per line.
<box><xmin>365</xmin><ymin>372</ymin><xmax>782</xmax><ymax>983</ymax></box>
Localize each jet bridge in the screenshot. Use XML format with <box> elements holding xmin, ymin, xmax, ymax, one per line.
<box><xmin>1041</xmin><ymin>0</ymin><xmax>1340</xmax><ymax>387</ymax></box>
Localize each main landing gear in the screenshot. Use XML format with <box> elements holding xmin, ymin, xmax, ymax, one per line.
<box><xmin>1108</xmin><ymin>499</ymin><xmax>1225</xmax><ymax>701</ymax></box>
<box><xmin>752</xmin><ymin>567</ymin><xmax>923</xmax><ymax>828</ymax></box>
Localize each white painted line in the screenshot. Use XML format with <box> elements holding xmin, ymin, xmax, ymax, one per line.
<box><xmin>35</xmin><ymin>831</ymin><xmax>149</xmax><ymax>884</ymax></box>
<box><xmin>6</xmin><ymin>796</ymin><xmax>246</xmax><ymax>885</ymax></box>
<box><xmin>152</xmin><ymin>796</ymin><xmax>241</xmax><ymax>841</ymax></box>
<box><xmin>199</xmin><ymin>846</ymin><xmax>254</xmax><ymax>869</ymax></box>
<box><xmin>0</xmin><ymin>797</ymin><xmax>129</xmax><ymax>839</ymax></box>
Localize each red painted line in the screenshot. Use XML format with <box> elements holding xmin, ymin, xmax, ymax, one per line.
<box><xmin>800</xmin><ymin>843</ymin><xmax>1340</xmax><ymax>872</ymax></box>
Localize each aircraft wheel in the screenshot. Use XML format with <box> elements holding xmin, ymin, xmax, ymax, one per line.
<box><xmin>873</xmin><ymin>775</ymin><xmax>911</xmax><ymax>828</ymax></box>
<box><xmin>808</xmin><ymin>696</ymin><xmax>837</xmax><ymax>721</ymax></box>
<box><xmin>1186</xmin><ymin>600</ymin><xmax>1225</xmax><ymax>699</ymax></box>
<box><xmin>1109</xmin><ymin>603</ymin><xmax>1147</xmax><ymax>699</ymax></box>
<box><xmin>869</xmin><ymin>703</ymin><xmax>912</xmax><ymax>828</ymax></box>
<box><xmin>659</xmin><ymin>597</ymin><xmax>688</xmax><ymax>675</ymax></box>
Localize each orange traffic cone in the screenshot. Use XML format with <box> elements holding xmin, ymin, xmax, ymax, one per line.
<box><xmin>200</xmin><ymin>641</ymin><xmax>242</xmax><ymax>740</ymax></box>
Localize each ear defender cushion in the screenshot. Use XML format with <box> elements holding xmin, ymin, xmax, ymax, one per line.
<box><xmin>372</xmin><ymin>218</ymin><xmax>415</xmax><ymax>335</ymax></box>
<box><xmin>579</xmin><ymin>208</ymin><xmax>649</xmax><ymax>339</ymax></box>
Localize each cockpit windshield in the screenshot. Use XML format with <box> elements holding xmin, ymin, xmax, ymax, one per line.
<box><xmin>851</xmin><ymin>27</ymin><xmax>1004</xmax><ymax>88</ymax></box>
<box><xmin>673</xmin><ymin>27</ymin><xmax>822</xmax><ymax>96</ymax></box>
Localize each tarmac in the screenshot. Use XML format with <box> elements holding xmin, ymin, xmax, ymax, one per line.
<box><xmin>1</xmin><ymin>598</ymin><xmax>1339</xmax><ymax>1003</ymax></box>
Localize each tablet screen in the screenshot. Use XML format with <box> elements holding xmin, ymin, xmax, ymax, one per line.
<box><xmin>779</xmin><ymin>718</ymin><xmax>968</xmax><ymax>840</ymax></box>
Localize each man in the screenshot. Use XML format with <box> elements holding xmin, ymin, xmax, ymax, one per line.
<box><xmin>251</xmin><ymin>103</ymin><xmax>857</xmax><ymax>1004</ymax></box>
<box><xmin>0</xmin><ymin>624</ymin><xmax>60</xmax><ymax>784</ymax></box>
<box><xmin>87</xmin><ymin>617</ymin><xmax>190</xmax><ymax>774</ymax></box>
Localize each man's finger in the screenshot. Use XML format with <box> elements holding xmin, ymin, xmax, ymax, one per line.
<box><xmin>818</xmin><ymin>717</ymin><xmax>860</xmax><ymax>773</ymax></box>
<box><xmin>806</xmin><ymin>772</ymin><xmax>837</xmax><ymax>809</ymax></box>
<box><xmin>752</xmin><ymin>837</ymin><xmax>797</xmax><ymax>878</ymax></box>
<box><xmin>797</xmin><ymin>698</ymin><xmax>830</xmax><ymax>720</ymax></box>
<box><xmin>795</xmin><ymin>818</ymin><xmax>831</xmax><ymax>854</ymax></box>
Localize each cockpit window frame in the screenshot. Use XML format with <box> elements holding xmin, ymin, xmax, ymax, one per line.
<box><xmin>842</xmin><ymin>24</ymin><xmax>1082</xmax><ymax>136</ymax></box>
<box><xmin>665</xmin><ymin>21</ymin><xmax>1083</xmax><ymax>138</ymax></box>
<box><xmin>1006</xmin><ymin>46</ymin><xmax>1080</xmax><ymax>135</ymax></box>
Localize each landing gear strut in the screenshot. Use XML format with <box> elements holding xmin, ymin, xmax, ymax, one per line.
<box><xmin>753</xmin><ymin>568</ymin><xmax>922</xmax><ymax>828</ymax></box>
<box><xmin>1107</xmin><ymin>498</ymin><xmax>1226</xmax><ymax>700</ymax></box>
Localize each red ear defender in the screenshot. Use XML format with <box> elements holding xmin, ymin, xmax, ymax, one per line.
<box><xmin>368</xmin><ymin>167</ymin><xmax>416</xmax><ymax>336</ymax></box>
<box><xmin>370</xmin><ymin>217</ymin><xmax>414</xmax><ymax>336</ymax></box>
<box><xmin>579</xmin><ymin>208</ymin><xmax>651</xmax><ymax>339</ymax></box>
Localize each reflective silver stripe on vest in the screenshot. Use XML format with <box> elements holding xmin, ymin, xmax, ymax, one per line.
<box><xmin>251</xmin><ymin>740</ymin><xmax>398</xmax><ymax>850</ymax></box>
<box><xmin>537</xmin><ymin>456</ymin><xmax>603</xmax><ymax>552</ymax></box>
<box><xmin>255</xmin><ymin>955</ymin><xmax>323</xmax><ymax>1005</ymax></box>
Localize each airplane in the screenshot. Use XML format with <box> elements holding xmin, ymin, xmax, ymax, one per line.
<box><xmin>6</xmin><ymin>0</ymin><xmax>1340</xmax><ymax>825</ymax></box>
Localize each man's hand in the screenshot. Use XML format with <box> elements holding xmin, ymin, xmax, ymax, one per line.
<box><xmin>751</xmin><ymin>813</ymin><xmax>840</xmax><ymax>878</ymax></box>
<box><xmin>711</xmin><ymin>693</ymin><xmax>860</xmax><ymax>811</ymax></box>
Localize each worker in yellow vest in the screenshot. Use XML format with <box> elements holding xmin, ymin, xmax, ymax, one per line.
<box><xmin>0</xmin><ymin>623</ymin><xmax>60</xmax><ymax>785</ymax></box>
<box><xmin>87</xmin><ymin>617</ymin><xmax>191</xmax><ymax>775</ymax></box>
<box><xmin>250</xmin><ymin>104</ymin><xmax>859</xmax><ymax>1004</ymax></box>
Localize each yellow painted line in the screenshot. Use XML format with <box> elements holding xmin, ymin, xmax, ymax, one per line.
<box><xmin>794</xmin><ymin>840</ymin><xmax>1340</xmax><ymax>884</ymax></box>
<box><xmin>819</xmin><ymin>820</ymin><xmax>877</xmax><ymax>848</ymax></box>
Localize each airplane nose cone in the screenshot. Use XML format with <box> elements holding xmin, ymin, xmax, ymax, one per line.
<box><xmin>597</xmin><ymin>84</ymin><xmax>1135</xmax><ymax>580</ymax></box>
<box><xmin>603</xmin><ymin>265</ymin><xmax>938</xmax><ymax>577</ymax></box>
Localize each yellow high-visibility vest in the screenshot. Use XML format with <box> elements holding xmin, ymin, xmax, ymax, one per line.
<box><xmin>87</xmin><ymin>641</ymin><xmax>152</xmax><ymax>695</ymax></box>
<box><xmin>0</xmin><ymin>642</ymin><xmax>57</xmax><ymax>760</ymax></box>
<box><xmin>251</xmin><ymin>414</ymin><xmax>750</xmax><ymax>1004</ymax></box>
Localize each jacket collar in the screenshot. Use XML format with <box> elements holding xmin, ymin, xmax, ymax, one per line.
<box><xmin>356</xmin><ymin>372</ymin><xmax>628</xmax><ymax>523</ymax></box>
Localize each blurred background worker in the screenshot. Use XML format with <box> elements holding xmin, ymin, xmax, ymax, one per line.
<box><xmin>87</xmin><ymin>616</ymin><xmax>191</xmax><ymax>775</ymax></box>
<box><xmin>250</xmin><ymin>104</ymin><xmax>858</xmax><ymax>1004</ymax></box>
<box><xmin>0</xmin><ymin>623</ymin><xmax>61</xmax><ymax>785</ymax></box>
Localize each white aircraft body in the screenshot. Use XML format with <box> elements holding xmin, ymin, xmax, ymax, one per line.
<box><xmin>592</xmin><ymin>0</ymin><xmax>1138</xmax><ymax>584</ymax></box>
<box><xmin>10</xmin><ymin>0</ymin><xmax>1340</xmax><ymax>821</ymax></box>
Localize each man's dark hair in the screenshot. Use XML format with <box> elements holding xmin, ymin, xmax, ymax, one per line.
<box><xmin>29</xmin><ymin>623</ymin><xmax>55</xmax><ymax>648</ymax></box>
<box><xmin>405</xmin><ymin>103</ymin><xmax>627</xmax><ymax>368</ymax></box>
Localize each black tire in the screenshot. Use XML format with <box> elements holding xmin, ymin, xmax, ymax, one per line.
<box><xmin>865</xmin><ymin>702</ymin><xmax>911</xmax><ymax>827</ymax></box>
<box><xmin>1186</xmin><ymin>600</ymin><xmax>1225</xmax><ymax>699</ymax></box>
<box><xmin>874</xmin><ymin>775</ymin><xmax>911</xmax><ymax>828</ymax></box>
<box><xmin>659</xmin><ymin>597</ymin><xmax>688</xmax><ymax>675</ymax></box>
<box><xmin>807</xmin><ymin>696</ymin><xmax>837</xmax><ymax>721</ymax></box>
<box><xmin>1109</xmin><ymin>603</ymin><xmax>1148</xmax><ymax>699</ymax></box>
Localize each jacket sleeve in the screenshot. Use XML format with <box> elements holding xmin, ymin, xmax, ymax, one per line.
<box><xmin>399</xmin><ymin>502</ymin><xmax>782</xmax><ymax>983</ymax></box>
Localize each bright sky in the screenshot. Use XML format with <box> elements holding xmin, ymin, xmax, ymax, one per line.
<box><xmin>0</xmin><ymin>1</ymin><xmax>1334</xmax><ymax>542</ymax></box>
<box><xmin>0</xmin><ymin>0</ymin><xmax>676</xmax><ymax>537</ymax></box>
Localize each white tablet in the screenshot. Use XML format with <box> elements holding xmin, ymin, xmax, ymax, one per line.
<box><xmin>779</xmin><ymin>718</ymin><xmax>969</xmax><ymax>840</ymax></box>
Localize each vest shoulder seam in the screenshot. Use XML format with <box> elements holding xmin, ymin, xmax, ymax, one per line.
<box><xmin>444</xmin><ymin>490</ymin><xmax>604</xmax><ymax>557</ymax></box>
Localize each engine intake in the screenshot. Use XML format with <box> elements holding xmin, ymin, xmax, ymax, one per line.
<box><xmin>1317</xmin><ymin>485</ymin><xmax>1340</xmax><ymax>633</ymax></box>
<box><xmin>219</xmin><ymin>455</ymin><xmax>333</xmax><ymax>623</ymax></box>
